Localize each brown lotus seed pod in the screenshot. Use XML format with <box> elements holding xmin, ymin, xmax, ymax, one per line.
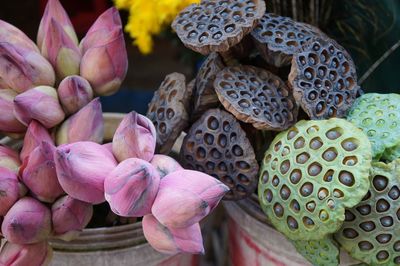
<box><xmin>180</xmin><ymin>108</ymin><xmax>259</xmax><ymax>200</ymax></box>
<box><xmin>251</xmin><ymin>13</ymin><xmax>326</xmax><ymax>67</ymax></box>
<box><xmin>214</xmin><ymin>65</ymin><xmax>298</xmax><ymax>130</ymax></box>
<box><xmin>147</xmin><ymin>73</ymin><xmax>190</xmax><ymax>154</ymax></box>
<box><xmin>172</xmin><ymin>0</ymin><xmax>266</xmax><ymax>55</ymax></box>
<box><xmin>192</xmin><ymin>53</ymin><xmax>225</xmax><ymax>120</ymax></box>
<box><xmin>288</xmin><ymin>38</ymin><xmax>359</xmax><ymax>120</ymax></box>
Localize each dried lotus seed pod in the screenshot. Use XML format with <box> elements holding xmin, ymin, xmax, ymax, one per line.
<box><xmin>347</xmin><ymin>93</ymin><xmax>400</xmax><ymax>160</ymax></box>
<box><xmin>258</xmin><ymin>118</ymin><xmax>372</xmax><ymax>240</ymax></box>
<box><xmin>214</xmin><ymin>65</ymin><xmax>298</xmax><ymax>131</ymax></box>
<box><xmin>147</xmin><ymin>73</ymin><xmax>190</xmax><ymax>154</ymax></box>
<box><xmin>251</xmin><ymin>13</ymin><xmax>326</xmax><ymax>67</ymax></box>
<box><xmin>180</xmin><ymin>108</ymin><xmax>259</xmax><ymax>200</ymax></box>
<box><xmin>292</xmin><ymin>236</ymin><xmax>339</xmax><ymax>266</ymax></box>
<box><xmin>172</xmin><ymin>0</ymin><xmax>266</xmax><ymax>55</ymax></box>
<box><xmin>335</xmin><ymin>160</ymin><xmax>400</xmax><ymax>266</ymax></box>
<box><xmin>288</xmin><ymin>38</ymin><xmax>359</xmax><ymax>120</ymax></box>
<box><xmin>192</xmin><ymin>53</ymin><xmax>225</xmax><ymax>120</ymax></box>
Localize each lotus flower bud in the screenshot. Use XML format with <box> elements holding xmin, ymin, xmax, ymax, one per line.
<box><xmin>80</xmin><ymin>7</ymin><xmax>122</xmax><ymax>54</ymax></box>
<box><xmin>150</xmin><ymin>155</ymin><xmax>183</xmax><ymax>178</ymax></box>
<box><xmin>80</xmin><ymin>9</ymin><xmax>127</xmax><ymax>96</ymax></box>
<box><xmin>0</xmin><ymin>90</ymin><xmax>27</xmax><ymax>134</ymax></box>
<box><xmin>2</xmin><ymin>197</ymin><xmax>52</xmax><ymax>244</ymax></box>
<box><xmin>143</xmin><ymin>214</ymin><xmax>204</xmax><ymax>255</ymax></box>
<box><xmin>37</xmin><ymin>0</ymin><xmax>78</xmax><ymax>50</ymax></box>
<box><xmin>42</xmin><ymin>19</ymin><xmax>81</xmax><ymax>80</ymax></box>
<box><xmin>0</xmin><ymin>216</ymin><xmax>3</xmax><ymax>237</ymax></box>
<box><xmin>0</xmin><ymin>43</ymin><xmax>55</xmax><ymax>93</ymax></box>
<box><xmin>58</xmin><ymin>75</ymin><xmax>94</xmax><ymax>115</ymax></box>
<box><xmin>152</xmin><ymin>170</ymin><xmax>229</xmax><ymax>228</ymax></box>
<box><xmin>52</xmin><ymin>195</ymin><xmax>93</xmax><ymax>241</ymax></box>
<box><xmin>20</xmin><ymin>120</ymin><xmax>54</xmax><ymax>163</ymax></box>
<box><xmin>0</xmin><ymin>167</ymin><xmax>26</xmax><ymax>216</ymax></box>
<box><xmin>0</xmin><ymin>20</ymin><xmax>39</xmax><ymax>52</ymax></box>
<box><xmin>20</xmin><ymin>142</ymin><xmax>64</xmax><ymax>203</ymax></box>
<box><xmin>112</xmin><ymin>111</ymin><xmax>156</xmax><ymax>162</ymax></box>
<box><xmin>103</xmin><ymin>143</ymin><xmax>113</xmax><ymax>154</ymax></box>
<box><xmin>0</xmin><ymin>145</ymin><xmax>21</xmax><ymax>173</ymax></box>
<box><xmin>56</xmin><ymin>98</ymin><xmax>103</xmax><ymax>145</ymax></box>
<box><xmin>105</xmin><ymin>158</ymin><xmax>160</xmax><ymax>217</ymax></box>
<box><xmin>0</xmin><ymin>241</ymin><xmax>53</xmax><ymax>266</ymax></box>
<box><xmin>14</xmin><ymin>86</ymin><xmax>65</xmax><ymax>128</ymax></box>
<box><xmin>54</xmin><ymin>141</ymin><xmax>117</xmax><ymax>204</ymax></box>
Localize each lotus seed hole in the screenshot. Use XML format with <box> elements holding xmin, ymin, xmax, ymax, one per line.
<box><xmin>339</xmin><ymin>171</ymin><xmax>355</xmax><ymax>186</ymax></box>
<box><xmin>290</xmin><ymin>169</ymin><xmax>302</xmax><ymax>184</ymax></box>
<box><xmin>296</xmin><ymin>152</ymin><xmax>310</xmax><ymax>164</ymax></box>
<box><xmin>322</xmin><ymin>148</ymin><xmax>338</xmax><ymax>162</ymax></box>
<box><xmin>300</xmin><ymin>182</ymin><xmax>314</xmax><ymax>197</ymax></box>
<box><xmin>310</xmin><ymin>137</ymin><xmax>323</xmax><ymax>150</ymax></box>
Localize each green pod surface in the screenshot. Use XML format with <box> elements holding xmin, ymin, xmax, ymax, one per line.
<box><xmin>346</xmin><ymin>93</ymin><xmax>400</xmax><ymax>160</ymax></box>
<box><xmin>335</xmin><ymin>160</ymin><xmax>400</xmax><ymax>266</ymax></box>
<box><xmin>292</xmin><ymin>236</ymin><xmax>339</xmax><ymax>266</ymax></box>
<box><xmin>259</xmin><ymin>118</ymin><xmax>372</xmax><ymax>240</ymax></box>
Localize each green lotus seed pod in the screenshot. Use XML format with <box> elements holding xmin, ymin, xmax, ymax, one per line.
<box><xmin>258</xmin><ymin>118</ymin><xmax>372</xmax><ymax>240</ymax></box>
<box><xmin>346</xmin><ymin>93</ymin><xmax>400</xmax><ymax>160</ymax></box>
<box><xmin>382</xmin><ymin>144</ymin><xmax>400</xmax><ymax>162</ymax></box>
<box><xmin>335</xmin><ymin>159</ymin><xmax>400</xmax><ymax>266</ymax></box>
<box><xmin>292</xmin><ymin>236</ymin><xmax>339</xmax><ymax>266</ymax></box>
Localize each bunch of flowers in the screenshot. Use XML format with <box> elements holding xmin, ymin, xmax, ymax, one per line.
<box><xmin>0</xmin><ymin>0</ymin><xmax>228</xmax><ymax>265</ymax></box>
<box><xmin>114</xmin><ymin>0</ymin><xmax>200</xmax><ymax>54</ymax></box>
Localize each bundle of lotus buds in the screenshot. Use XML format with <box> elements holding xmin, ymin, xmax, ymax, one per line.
<box><xmin>144</xmin><ymin>0</ymin><xmax>400</xmax><ymax>265</ymax></box>
<box><xmin>0</xmin><ymin>1</ymin><xmax>229</xmax><ymax>264</ymax></box>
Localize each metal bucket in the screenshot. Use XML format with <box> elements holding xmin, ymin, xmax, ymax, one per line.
<box><xmin>224</xmin><ymin>195</ymin><xmax>359</xmax><ymax>266</ymax></box>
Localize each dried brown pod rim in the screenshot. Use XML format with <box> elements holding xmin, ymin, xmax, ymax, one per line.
<box><xmin>172</xmin><ymin>0</ymin><xmax>266</xmax><ymax>55</ymax></box>
<box><xmin>251</xmin><ymin>13</ymin><xmax>326</xmax><ymax>67</ymax></box>
<box><xmin>147</xmin><ymin>73</ymin><xmax>190</xmax><ymax>154</ymax></box>
<box><xmin>192</xmin><ymin>53</ymin><xmax>225</xmax><ymax>120</ymax></box>
<box><xmin>180</xmin><ymin>108</ymin><xmax>259</xmax><ymax>200</ymax></box>
<box><xmin>288</xmin><ymin>37</ymin><xmax>359</xmax><ymax>120</ymax></box>
<box><xmin>214</xmin><ymin>65</ymin><xmax>298</xmax><ymax>131</ymax></box>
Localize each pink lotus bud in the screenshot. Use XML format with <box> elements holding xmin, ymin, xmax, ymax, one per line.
<box><xmin>0</xmin><ymin>43</ymin><xmax>55</xmax><ymax>93</ymax></box>
<box><xmin>2</xmin><ymin>197</ymin><xmax>52</xmax><ymax>244</ymax></box>
<box><xmin>37</xmin><ymin>0</ymin><xmax>78</xmax><ymax>50</ymax></box>
<box><xmin>56</xmin><ymin>98</ymin><xmax>103</xmax><ymax>145</ymax></box>
<box><xmin>0</xmin><ymin>241</ymin><xmax>53</xmax><ymax>266</ymax></box>
<box><xmin>112</xmin><ymin>111</ymin><xmax>156</xmax><ymax>162</ymax></box>
<box><xmin>20</xmin><ymin>121</ymin><xmax>54</xmax><ymax>163</ymax></box>
<box><xmin>51</xmin><ymin>195</ymin><xmax>93</xmax><ymax>241</ymax></box>
<box><xmin>103</xmin><ymin>143</ymin><xmax>113</xmax><ymax>153</ymax></box>
<box><xmin>143</xmin><ymin>214</ymin><xmax>204</xmax><ymax>255</ymax></box>
<box><xmin>0</xmin><ymin>20</ymin><xmax>39</xmax><ymax>53</ymax></box>
<box><xmin>105</xmin><ymin>158</ymin><xmax>160</xmax><ymax>217</ymax></box>
<box><xmin>80</xmin><ymin>7</ymin><xmax>122</xmax><ymax>54</ymax></box>
<box><xmin>152</xmin><ymin>170</ymin><xmax>229</xmax><ymax>228</ymax></box>
<box><xmin>80</xmin><ymin>22</ymin><xmax>127</xmax><ymax>96</ymax></box>
<box><xmin>0</xmin><ymin>145</ymin><xmax>21</xmax><ymax>173</ymax></box>
<box><xmin>0</xmin><ymin>167</ymin><xmax>26</xmax><ymax>216</ymax></box>
<box><xmin>14</xmin><ymin>86</ymin><xmax>65</xmax><ymax>128</ymax></box>
<box><xmin>20</xmin><ymin>142</ymin><xmax>64</xmax><ymax>203</ymax></box>
<box><xmin>0</xmin><ymin>90</ymin><xmax>27</xmax><ymax>134</ymax></box>
<box><xmin>54</xmin><ymin>141</ymin><xmax>117</xmax><ymax>204</ymax></box>
<box><xmin>42</xmin><ymin>19</ymin><xmax>81</xmax><ymax>80</ymax></box>
<box><xmin>58</xmin><ymin>75</ymin><xmax>94</xmax><ymax>115</ymax></box>
<box><xmin>150</xmin><ymin>155</ymin><xmax>183</xmax><ymax>178</ymax></box>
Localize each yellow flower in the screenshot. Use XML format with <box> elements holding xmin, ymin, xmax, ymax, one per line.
<box><xmin>114</xmin><ymin>0</ymin><xmax>200</xmax><ymax>54</ymax></box>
